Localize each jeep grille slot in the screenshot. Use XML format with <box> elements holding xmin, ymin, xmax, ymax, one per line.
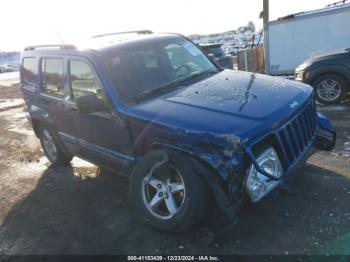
<box><xmin>276</xmin><ymin>100</ymin><xmax>317</xmax><ymax>169</ymax></box>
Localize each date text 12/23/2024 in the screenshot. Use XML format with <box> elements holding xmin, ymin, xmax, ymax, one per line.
<box><xmin>127</xmin><ymin>256</ymin><xmax>219</xmax><ymax>261</ymax></box>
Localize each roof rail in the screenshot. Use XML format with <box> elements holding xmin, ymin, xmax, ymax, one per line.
<box><xmin>91</xmin><ymin>30</ymin><xmax>153</xmax><ymax>39</ymax></box>
<box><xmin>327</xmin><ymin>0</ymin><xmax>350</xmax><ymax>7</ymax></box>
<box><xmin>24</xmin><ymin>44</ymin><xmax>77</xmax><ymax>51</ymax></box>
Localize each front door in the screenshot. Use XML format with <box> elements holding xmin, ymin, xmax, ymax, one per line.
<box><xmin>65</xmin><ymin>57</ymin><xmax>134</xmax><ymax>174</ymax></box>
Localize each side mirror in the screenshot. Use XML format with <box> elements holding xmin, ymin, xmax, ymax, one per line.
<box><xmin>75</xmin><ymin>93</ymin><xmax>106</xmax><ymax>114</ymax></box>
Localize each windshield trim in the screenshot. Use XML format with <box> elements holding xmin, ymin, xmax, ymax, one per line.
<box><xmin>135</xmin><ymin>68</ymin><xmax>219</xmax><ymax>102</ymax></box>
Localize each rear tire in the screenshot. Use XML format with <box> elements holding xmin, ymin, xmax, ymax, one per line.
<box><xmin>130</xmin><ymin>150</ymin><xmax>208</xmax><ymax>232</ymax></box>
<box><xmin>39</xmin><ymin>124</ymin><xmax>72</xmax><ymax>166</ymax></box>
<box><xmin>313</xmin><ymin>74</ymin><xmax>348</xmax><ymax>104</ymax></box>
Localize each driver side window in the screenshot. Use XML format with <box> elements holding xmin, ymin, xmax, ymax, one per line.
<box><xmin>69</xmin><ymin>60</ymin><xmax>103</xmax><ymax>100</ymax></box>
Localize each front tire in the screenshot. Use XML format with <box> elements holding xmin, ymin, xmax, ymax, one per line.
<box><xmin>313</xmin><ymin>74</ymin><xmax>348</xmax><ymax>104</ymax></box>
<box><xmin>130</xmin><ymin>150</ymin><xmax>208</xmax><ymax>232</ymax></box>
<box><xmin>39</xmin><ymin>125</ymin><xmax>72</xmax><ymax>166</ymax></box>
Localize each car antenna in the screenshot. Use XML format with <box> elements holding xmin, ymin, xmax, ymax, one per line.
<box><xmin>56</xmin><ymin>31</ymin><xmax>65</xmax><ymax>44</ymax></box>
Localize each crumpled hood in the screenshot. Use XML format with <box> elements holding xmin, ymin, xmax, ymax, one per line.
<box><xmin>165</xmin><ymin>70</ymin><xmax>312</xmax><ymax>119</ymax></box>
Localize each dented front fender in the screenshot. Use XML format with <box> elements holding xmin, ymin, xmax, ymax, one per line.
<box><xmin>149</xmin><ymin>130</ymin><xmax>247</xmax><ymax>181</ymax></box>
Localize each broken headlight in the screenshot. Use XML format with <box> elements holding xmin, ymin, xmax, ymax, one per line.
<box><xmin>246</xmin><ymin>147</ymin><xmax>283</xmax><ymax>202</ymax></box>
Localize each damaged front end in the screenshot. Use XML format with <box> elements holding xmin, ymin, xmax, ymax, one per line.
<box><xmin>182</xmin><ymin>99</ymin><xmax>337</xmax><ymax>222</ymax></box>
<box><xmin>242</xmin><ymin>100</ymin><xmax>336</xmax><ymax>204</ymax></box>
<box><xmin>141</xmin><ymin>92</ymin><xmax>336</xmax><ymax>232</ymax></box>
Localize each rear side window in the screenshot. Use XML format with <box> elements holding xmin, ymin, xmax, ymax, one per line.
<box><xmin>41</xmin><ymin>58</ymin><xmax>64</xmax><ymax>96</ymax></box>
<box><xmin>22</xmin><ymin>58</ymin><xmax>37</xmax><ymax>85</ymax></box>
<box><xmin>69</xmin><ymin>60</ymin><xmax>103</xmax><ymax>99</ymax></box>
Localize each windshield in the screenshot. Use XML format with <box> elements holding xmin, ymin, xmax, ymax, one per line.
<box><xmin>102</xmin><ymin>37</ymin><xmax>218</xmax><ymax>102</ymax></box>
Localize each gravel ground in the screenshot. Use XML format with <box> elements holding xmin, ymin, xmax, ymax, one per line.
<box><xmin>0</xmin><ymin>79</ymin><xmax>349</xmax><ymax>255</ymax></box>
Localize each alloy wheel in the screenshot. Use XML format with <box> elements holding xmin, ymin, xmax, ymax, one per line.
<box><xmin>42</xmin><ymin>129</ymin><xmax>58</xmax><ymax>161</ymax></box>
<box><xmin>317</xmin><ymin>79</ymin><xmax>342</xmax><ymax>102</ymax></box>
<box><xmin>142</xmin><ymin>162</ymin><xmax>186</xmax><ymax>220</ymax></box>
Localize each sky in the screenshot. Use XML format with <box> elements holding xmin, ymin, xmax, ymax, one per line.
<box><xmin>1</xmin><ymin>0</ymin><xmax>332</xmax><ymax>51</ymax></box>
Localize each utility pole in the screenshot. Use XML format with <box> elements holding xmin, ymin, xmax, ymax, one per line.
<box><xmin>263</xmin><ymin>0</ymin><xmax>270</xmax><ymax>75</ymax></box>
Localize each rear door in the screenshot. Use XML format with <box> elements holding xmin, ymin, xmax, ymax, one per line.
<box><xmin>66</xmin><ymin>57</ymin><xmax>134</xmax><ymax>174</ymax></box>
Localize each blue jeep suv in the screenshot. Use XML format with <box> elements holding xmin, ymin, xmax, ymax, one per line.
<box><xmin>21</xmin><ymin>31</ymin><xmax>336</xmax><ymax>232</ymax></box>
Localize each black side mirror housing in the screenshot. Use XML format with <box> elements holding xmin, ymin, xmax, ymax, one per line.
<box><xmin>75</xmin><ymin>93</ymin><xmax>106</xmax><ymax>114</ymax></box>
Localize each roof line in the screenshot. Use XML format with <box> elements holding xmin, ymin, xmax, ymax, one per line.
<box><xmin>91</xmin><ymin>30</ymin><xmax>153</xmax><ymax>39</ymax></box>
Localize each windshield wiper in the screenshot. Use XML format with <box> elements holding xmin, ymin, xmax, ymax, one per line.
<box><xmin>135</xmin><ymin>70</ymin><xmax>218</xmax><ymax>101</ymax></box>
<box><xmin>135</xmin><ymin>81</ymin><xmax>184</xmax><ymax>101</ymax></box>
<box><xmin>177</xmin><ymin>70</ymin><xmax>217</xmax><ymax>85</ymax></box>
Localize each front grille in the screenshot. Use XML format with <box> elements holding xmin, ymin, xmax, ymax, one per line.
<box><xmin>275</xmin><ymin>100</ymin><xmax>317</xmax><ymax>169</ymax></box>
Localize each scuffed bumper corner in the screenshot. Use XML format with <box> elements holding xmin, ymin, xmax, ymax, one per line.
<box><xmin>316</xmin><ymin>112</ymin><xmax>336</xmax><ymax>151</ymax></box>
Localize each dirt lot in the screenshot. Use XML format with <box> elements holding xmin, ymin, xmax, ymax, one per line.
<box><xmin>0</xmin><ymin>79</ymin><xmax>349</xmax><ymax>255</ymax></box>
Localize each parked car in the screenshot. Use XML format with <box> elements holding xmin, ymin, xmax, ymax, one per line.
<box><xmin>7</xmin><ymin>63</ymin><xmax>20</xmax><ymax>72</ymax></box>
<box><xmin>199</xmin><ymin>43</ymin><xmax>233</xmax><ymax>69</ymax></box>
<box><xmin>0</xmin><ymin>64</ymin><xmax>13</xmax><ymax>73</ymax></box>
<box><xmin>226</xmin><ymin>46</ymin><xmax>240</xmax><ymax>56</ymax></box>
<box><xmin>295</xmin><ymin>48</ymin><xmax>350</xmax><ymax>104</ymax></box>
<box><xmin>21</xmin><ymin>31</ymin><xmax>336</xmax><ymax>232</ymax></box>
